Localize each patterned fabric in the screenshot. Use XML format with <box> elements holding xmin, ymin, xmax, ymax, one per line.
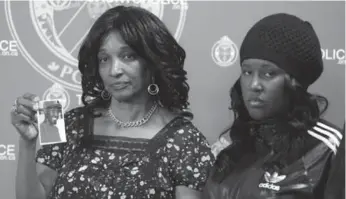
<box><xmin>36</xmin><ymin>107</ymin><xmax>215</xmax><ymax>199</ymax></box>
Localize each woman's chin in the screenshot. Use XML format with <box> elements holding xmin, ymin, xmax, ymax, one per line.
<box><xmin>110</xmin><ymin>92</ymin><xmax>134</xmax><ymax>103</ymax></box>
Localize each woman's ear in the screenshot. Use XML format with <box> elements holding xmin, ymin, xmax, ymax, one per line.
<box><xmin>291</xmin><ymin>78</ymin><xmax>301</xmax><ymax>88</ymax></box>
<box><xmin>285</xmin><ymin>74</ymin><xmax>301</xmax><ymax>90</ymax></box>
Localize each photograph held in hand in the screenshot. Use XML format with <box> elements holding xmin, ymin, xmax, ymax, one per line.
<box><xmin>37</xmin><ymin>100</ymin><xmax>66</xmax><ymax>145</ymax></box>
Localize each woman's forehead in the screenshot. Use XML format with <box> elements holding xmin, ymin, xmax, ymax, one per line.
<box><xmin>241</xmin><ymin>59</ymin><xmax>286</xmax><ymax>73</ymax></box>
<box><xmin>99</xmin><ymin>31</ymin><xmax>128</xmax><ymax>51</ymax></box>
<box><xmin>242</xmin><ymin>58</ymin><xmax>277</xmax><ymax>67</ymax></box>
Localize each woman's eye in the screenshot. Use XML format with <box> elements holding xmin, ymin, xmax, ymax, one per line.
<box><xmin>98</xmin><ymin>56</ymin><xmax>108</xmax><ymax>63</ymax></box>
<box><xmin>122</xmin><ymin>53</ymin><xmax>136</xmax><ymax>61</ymax></box>
<box><xmin>242</xmin><ymin>70</ymin><xmax>251</xmax><ymax>75</ymax></box>
<box><xmin>264</xmin><ymin>72</ymin><xmax>276</xmax><ymax>78</ymax></box>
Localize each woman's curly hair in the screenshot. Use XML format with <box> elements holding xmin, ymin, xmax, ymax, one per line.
<box><xmin>77</xmin><ymin>5</ymin><xmax>190</xmax><ymax>114</ymax></box>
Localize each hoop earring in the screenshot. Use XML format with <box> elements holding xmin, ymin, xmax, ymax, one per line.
<box><xmin>101</xmin><ymin>90</ymin><xmax>111</xmax><ymax>100</ymax></box>
<box><xmin>148</xmin><ymin>84</ymin><xmax>159</xmax><ymax>95</ymax></box>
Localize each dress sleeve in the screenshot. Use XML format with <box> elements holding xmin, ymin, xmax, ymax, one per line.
<box><xmin>168</xmin><ymin>123</ymin><xmax>215</xmax><ymax>191</ymax></box>
<box><xmin>35</xmin><ymin>108</ymin><xmax>81</xmax><ymax>171</ymax></box>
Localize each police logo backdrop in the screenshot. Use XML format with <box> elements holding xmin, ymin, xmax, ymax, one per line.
<box><xmin>0</xmin><ymin>1</ymin><xmax>344</xmax><ymax>198</ymax></box>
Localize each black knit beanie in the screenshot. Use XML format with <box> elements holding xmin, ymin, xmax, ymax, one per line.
<box><xmin>240</xmin><ymin>13</ymin><xmax>323</xmax><ymax>89</ymax></box>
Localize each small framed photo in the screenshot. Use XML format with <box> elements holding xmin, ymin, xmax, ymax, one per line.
<box><xmin>36</xmin><ymin>100</ymin><xmax>67</xmax><ymax>145</ymax></box>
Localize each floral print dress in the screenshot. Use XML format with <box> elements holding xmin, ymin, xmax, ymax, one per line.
<box><xmin>36</xmin><ymin>107</ymin><xmax>215</xmax><ymax>199</ymax></box>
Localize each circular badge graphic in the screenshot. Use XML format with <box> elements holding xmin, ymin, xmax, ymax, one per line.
<box><xmin>42</xmin><ymin>83</ymin><xmax>71</xmax><ymax>112</ymax></box>
<box><xmin>5</xmin><ymin>0</ymin><xmax>188</xmax><ymax>92</ymax></box>
<box><xmin>211</xmin><ymin>36</ymin><xmax>238</xmax><ymax>67</ymax></box>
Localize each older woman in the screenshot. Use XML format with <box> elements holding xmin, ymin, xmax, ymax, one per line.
<box><xmin>202</xmin><ymin>13</ymin><xmax>344</xmax><ymax>199</ymax></box>
<box><xmin>11</xmin><ymin>6</ymin><xmax>214</xmax><ymax>199</ymax></box>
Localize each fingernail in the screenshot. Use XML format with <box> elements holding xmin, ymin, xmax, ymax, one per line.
<box><xmin>33</xmin><ymin>96</ymin><xmax>40</xmax><ymax>102</ymax></box>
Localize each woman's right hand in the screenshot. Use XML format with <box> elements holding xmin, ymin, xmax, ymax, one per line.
<box><xmin>11</xmin><ymin>93</ymin><xmax>40</xmax><ymax>142</ymax></box>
